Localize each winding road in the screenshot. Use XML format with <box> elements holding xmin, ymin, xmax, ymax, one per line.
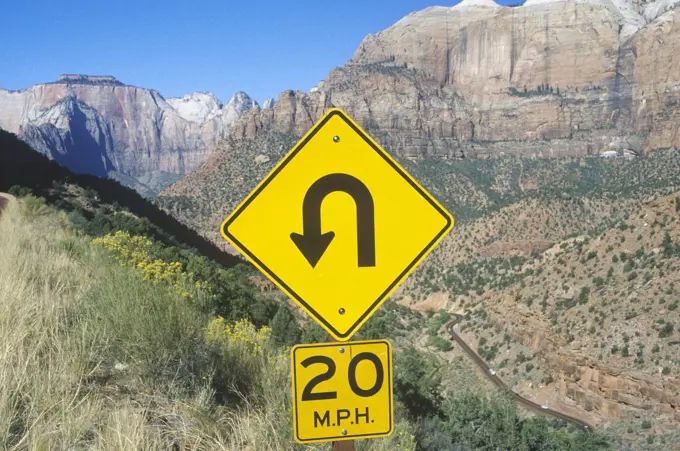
<box><xmin>445</xmin><ymin>314</ymin><xmax>594</xmax><ymax>432</ymax></box>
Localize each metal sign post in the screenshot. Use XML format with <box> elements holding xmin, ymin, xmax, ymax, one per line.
<box><xmin>332</xmin><ymin>334</ymin><xmax>354</xmax><ymax>451</ymax></box>
<box><xmin>333</xmin><ymin>438</ymin><xmax>355</xmax><ymax>450</ymax></box>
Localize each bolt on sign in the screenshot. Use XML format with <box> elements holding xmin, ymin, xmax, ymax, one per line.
<box><xmin>291</xmin><ymin>340</ymin><xmax>393</xmax><ymax>443</ymax></box>
<box><xmin>221</xmin><ymin>108</ymin><xmax>455</xmax><ymax>341</ymax></box>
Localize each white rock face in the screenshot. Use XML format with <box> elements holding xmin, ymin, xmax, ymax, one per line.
<box><xmin>221</xmin><ymin>91</ymin><xmax>258</xmax><ymax>125</ymax></box>
<box><xmin>453</xmin><ymin>0</ymin><xmax>500</xmax><ymax>9</ymax></box>
<box><xmin>0</xmin><ymin>76</ymin><xmax>257</xmax><ymax>194</ymax></box>
<box><xmin>524</xmin><ymin>0</ymin><xmax>677</xmax><ymax>27</ymax></box>
<box><xmin>166</xmin><ymin>92</ymin><xmax>222</xmax><ymax>123</ymax></box>
<box><xmin>643</xmin><ymin>0</ymin><xmax>680</xmax><ymax>21</ymax></box>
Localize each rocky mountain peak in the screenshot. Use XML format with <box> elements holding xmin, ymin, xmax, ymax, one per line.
<box><xmin>0</xmin><ymin>80</ymin><xmax>258</xmax><ymax>194</ymax></box>
<box><xmin>224</xmin><ymin>0</ymin><xmax>679</xmax><ymax>164</ymax></box>
<box><xmin>164</xmin><ymin>90</ymin><xmax>258</xmax><ymax>125</ymax></box>
<box><xmin>227</xmin><ymin>91</ymin><xmax>257</xmax><ymax>109</ymax></box>
<box><xmin>220</xmin><ymin>91</ymin><xmax>258</xmax><ymax>124</ymax></box>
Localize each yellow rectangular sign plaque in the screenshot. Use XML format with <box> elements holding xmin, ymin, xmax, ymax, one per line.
<box><xmin>291</xmin><ymin>339</ymin><xmax>394</xmax><ymax>443</ymax></box>
<box><xmin>221</xmin><ymin>108</ymin><xmax>454</xmax><ymax>340</ymax></box>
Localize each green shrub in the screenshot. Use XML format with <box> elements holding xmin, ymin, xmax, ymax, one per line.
<box><xmin>659</xmin><ymin>323</ymin><xmax>674</xmax><ymax>338</ymax></box>
<box><xmin>422</xmin><ymin>390</ymin><xmax>611</xmax><ymax>450</ymax></box>
<box><xmin>428</xmin><ymin>335</ymin><xmax>453</xmax><ymax>352</ymax></box>
<box><xmin>19</xmin><ymin>195</ymin><xmax>51</xmax><ymax>217</ymax></box>
<box><xmin>7</xmin><ymin>185</ymin><xmax>32</xmax><ymax>197</ymax></box>
<box><xmin>393</xmin><ymin>347</ymin><xmax>444</xmax><ymax>421</ymax></box>
<box><xmin>269</xmin><ymin>305</ymin><xmax>301</xmax><ymax>347</ymax></box>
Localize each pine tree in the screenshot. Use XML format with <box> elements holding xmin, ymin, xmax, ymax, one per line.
<box><xmin>663</xmin><ymin>232</ymin><xmax>675</xmax><ymax>258</ymax></box>
<box><xmin>270</xmin><ymin>305</ymin><xmax>301</xmax><ymax>347</ymax></box>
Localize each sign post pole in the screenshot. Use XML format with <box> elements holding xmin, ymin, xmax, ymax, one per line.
<box><xmin>332</xmin><ymin>439</ymin><xmax>355</xmax><ymax>451</ymax></box>
<box><xmin>331</xmin><ymin>333</ymin><xmax>355</xmax><ymax>451</ymax></box>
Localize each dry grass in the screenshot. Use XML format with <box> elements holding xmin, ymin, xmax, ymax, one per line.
<box><xmin>0</xmin><ymin>197</ymin><xmax>418</xmax><ymax>450</ymax></box>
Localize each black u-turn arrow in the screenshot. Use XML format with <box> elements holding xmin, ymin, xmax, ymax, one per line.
<box><xmin>290</xmin><ymin>173</ymin><xmax>376</xmax><ymax>268</ymax></box>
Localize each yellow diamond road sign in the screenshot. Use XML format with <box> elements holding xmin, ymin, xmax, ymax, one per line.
<box><xmin>221</xmin><ymin>108</ymin><xmax>454</xmax><ymax>341</ymax></box>
<box><xmin>291</xmin><ymin>339</ymin><xmax>393</xmax><ymax>443</ymax></box>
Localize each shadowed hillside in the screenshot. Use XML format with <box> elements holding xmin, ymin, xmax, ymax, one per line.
<box><xmin>0</xmin><ymin>129</ymin><xmax>241</xmax><ymax>269</ymax></box>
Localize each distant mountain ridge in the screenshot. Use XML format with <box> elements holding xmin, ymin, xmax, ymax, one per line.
<box><xmin>0</xmin><ymin>75</ymin><xmax>261</xmax><ymax>196</ymax></box>
<box><xmin>4</xmin><ymin>0</ymin><xmax>679</xmax><ymax>197</ymax></box>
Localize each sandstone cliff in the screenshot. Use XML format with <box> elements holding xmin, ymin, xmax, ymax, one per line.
<box><xmin>0</xmin><ymin>76</ymin><xmax>257</xmax><ymax>195</ymax></box>
<box><xmin>229</xmin><ymin>0</ymin><xmax>680</xmax><ymax>161</ymax></box>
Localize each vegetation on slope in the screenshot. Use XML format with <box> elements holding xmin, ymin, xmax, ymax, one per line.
<box><xmin>0</xmin><ymin>196</ymin><xmax>413</xmax><ymax>450</ymax></box>
<box><xmin>417</xmin><ymin>192</ymin><xmax>680</xmax><ymax>449</ymax></box>
<box><xmin>407</xmin><ymin>149</ymin><xmax>680</xmax><ymax>221</ymax></box>
<box><xmin>159</xmin><ymin>127</ymin><xmax>680</xmax><ymax>251</ymax></box>
<box><xmin>0</xmin><ymin>130</ymin><xmax>611</xmax><ymax>449</ymax></box>
<box><xmin>0</xmin><ymin>194</ymin><xmax>607</xmax><ymax>450</ymax></box>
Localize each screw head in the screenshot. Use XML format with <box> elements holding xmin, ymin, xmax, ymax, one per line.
<box><xmin>333</xmin><ymin>135</ymin><xmax>340</xmax><ymax>143</ymax></box>
<box><xmin>341</xmin><ymin>429</ymin><xmax>348</xmax><ymax>436</ymax></box>
<box><xmin>339</xmin><ymin>308</ymin><xmax>345</xmax><ymax>315</ymax></box>
<box><xmin>339</xmin><ymin>347</ymin><xmax>345</xmax><ymax>353</ymax></box>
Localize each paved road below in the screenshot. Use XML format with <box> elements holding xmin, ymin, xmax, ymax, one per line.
<box><xmin>445</xmin><ymin>314</ymin><xmax>593</xmax><ymax>433</ymax></box>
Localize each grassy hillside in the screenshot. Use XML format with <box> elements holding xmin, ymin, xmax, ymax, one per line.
<box><xmin>0</xmin><ymin>195</ymin><xmax>609</xmax><ymax>450</ymax></box>
<box><xmin>0</xmin><ymin>196</ymin><xmax>411</xmax><ymax>450</ymax></box>
<box><xmin>0</xmin><ymin>131</ymin><xmax>610</xmax><ymax>449</ymax></box>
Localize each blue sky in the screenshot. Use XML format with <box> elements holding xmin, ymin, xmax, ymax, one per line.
<box><xmin>0</xmin><ymin>0</ymin><xmax>522</xmax><ymax>105</ymax></box>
